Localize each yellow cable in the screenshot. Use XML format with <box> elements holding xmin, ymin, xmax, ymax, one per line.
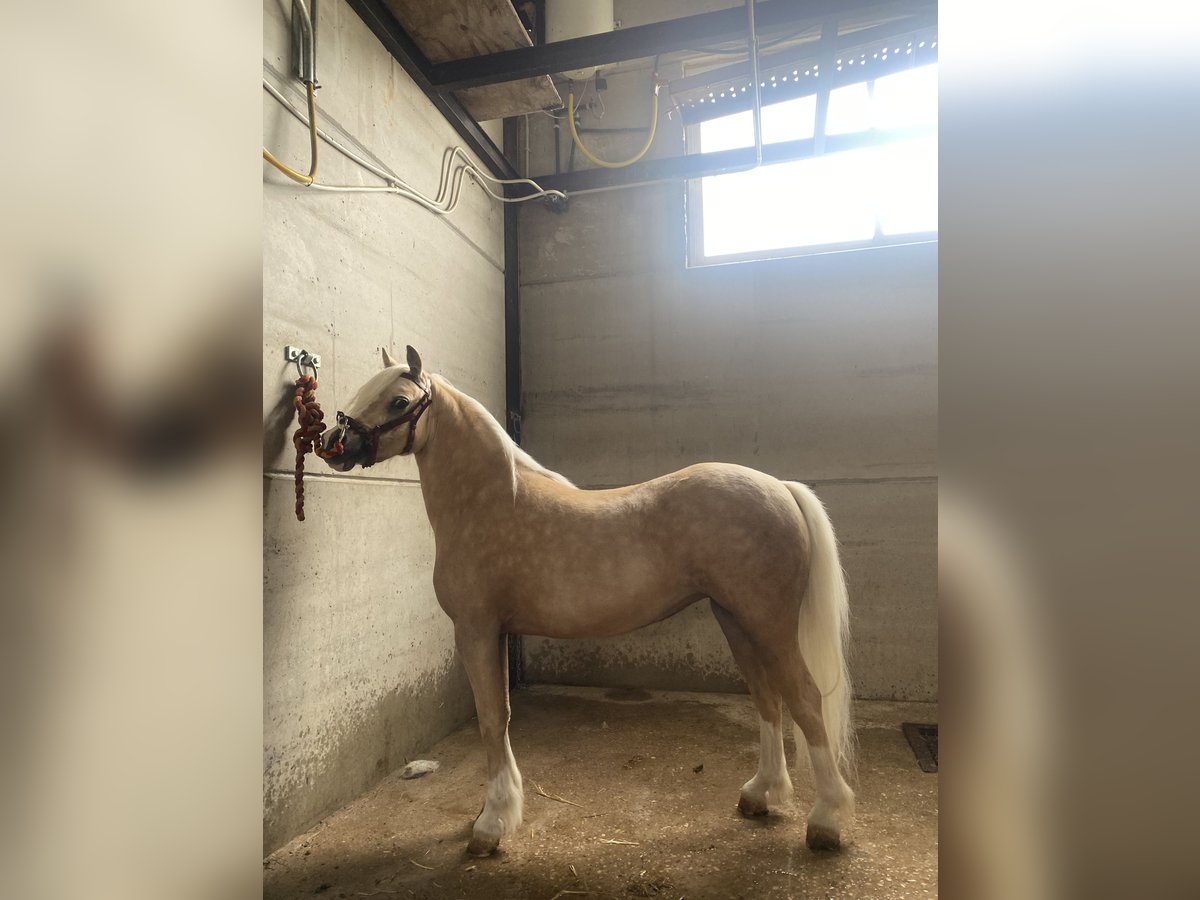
<box><xmin>263</xmin><ymin>81</ymin><xmax>319</xmax><ymax>185</ymax></box>
<box><xmin>568</xmin><ymin>86</ymin><xmax>659</xmax><ymax>169</ymax></box>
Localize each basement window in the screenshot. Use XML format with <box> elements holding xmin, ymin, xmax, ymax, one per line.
<box><xmin>686</xmin><ymin>63</ymin><xmax>938</xmax><ymax>265</ymax></box>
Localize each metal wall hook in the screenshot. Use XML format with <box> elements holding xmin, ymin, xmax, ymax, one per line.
<box><xmin>285</xmin><ymin>345</ymin><xmax>322</xmax><ymax>379</ymax></box>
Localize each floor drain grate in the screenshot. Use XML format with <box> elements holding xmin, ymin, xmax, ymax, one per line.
<box><xmin>901</xmin><ymin>723</ymin><xmax>938</xmax><ymax>773</ymax></box>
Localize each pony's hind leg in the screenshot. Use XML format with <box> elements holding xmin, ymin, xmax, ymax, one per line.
<box><xmin>454</xmin><ymin>623</ymin><xmax>523</xmax><ymax>856</ymax></box>
<box><xmin>711</xmin><ymin>602</ymin><xmax>794</xmax><ymax>817</ymax></box>
<box><xmin>764</xmin><ymin>648</ymin><xmax>855</xmax><ymax>850</ymax></box>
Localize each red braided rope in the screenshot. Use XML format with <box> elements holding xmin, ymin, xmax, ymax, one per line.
<box><xmin>292</xmin><ymin>374</ymin><xmax>343</xmax><ymax>521</ymax></box>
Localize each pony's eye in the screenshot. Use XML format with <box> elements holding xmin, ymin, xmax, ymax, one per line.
<box><xmin>392</xmin><ymin>396</ymin><xmax>409</xmax><ymax>410</ymax></box>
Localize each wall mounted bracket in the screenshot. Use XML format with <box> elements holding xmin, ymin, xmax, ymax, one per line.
<box><xmin>285</xmin><ymin>345</ymin><xmax>322</xmax><ymax>377</ymax></box>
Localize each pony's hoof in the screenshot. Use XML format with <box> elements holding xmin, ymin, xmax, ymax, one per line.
<box><xmin>805</xmin><ymin>823</ymin><xmax>842</xmax><ymax>851</ymax></box>
<box><xmin>467</xmin><ymin>834</ymin><xmax>500</xmax><ymax>857</ymax></box>
<box><xmin>738</xmin><ymin>795</ymin><xmax>769</xmax><ymax>817</ymax></box>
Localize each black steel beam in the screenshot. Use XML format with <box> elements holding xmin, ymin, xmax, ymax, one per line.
<box><xmin>502</xmin><ymin>117</ymin><xmax>525</xmax><ymax>688</ymax></box>
<box><xmin>502</xmin><ymin>119</ymin><xmax>523</xmax><ymax>444</ymax></box>
<box><xmin>428</xmin><ymin>0</ymin><xmax>906</xmax><ymax>92</ymax></box>
<box><xmin>503</xmin><ymin>201</ymin><xmax>522</xmax><ymax>440</ymax></box>
<box><xmin>533</xmin><ymin>0</ymin><xmax>546</xmax><ymax>47</ymax></box>
<box><xmin>343</xmin><ymin>0</ymin><xmax>518</xmax><ymax>179</ymax></box>
<box><xmin>532</xmin><ymin>124</ymin><xmax>934</xmax><ymax>194</ymax></box>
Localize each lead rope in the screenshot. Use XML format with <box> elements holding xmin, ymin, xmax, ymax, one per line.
<box><xmin>291</xmin><ymin>373</ymin><xmax>342</xmax><ymax>521</ymax></box>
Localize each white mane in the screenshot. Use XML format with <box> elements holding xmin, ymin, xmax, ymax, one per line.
<box><xmin>511</xmin><ymin>441</ymin><xmax>574</xmax><ymax>487</ymax></box>
<box><xmin>433</xmin><ymin>374</ymin><xmax>574</xmax><ymax>492</ymax></box>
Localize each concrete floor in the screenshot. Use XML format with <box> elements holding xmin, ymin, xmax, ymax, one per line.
<box><xmin>264</xmin><ymin>686</ymin><xmax>938</xmax><ymax>899</ymax></box>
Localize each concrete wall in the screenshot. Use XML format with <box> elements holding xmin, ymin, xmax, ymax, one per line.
<box><xmin>262</xmin><ymin>0</ymin><xmax>506</xmax><ymax>852</ymax></box>
<box><xmin>517</xmin><ymin>42</ymin><xmax>937</xmax><ymax>700</ymax></box>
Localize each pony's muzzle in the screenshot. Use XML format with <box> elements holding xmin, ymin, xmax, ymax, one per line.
<box><xmin>320</xmin><ymin>425</ymin><xmax>362</xmax><ymax>471</ymax></box>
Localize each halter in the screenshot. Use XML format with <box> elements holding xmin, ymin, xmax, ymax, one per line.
<box><xmin>334</xmin><ymin>370</ymin><xmax>432</xmax><ymax>467</ymax></box>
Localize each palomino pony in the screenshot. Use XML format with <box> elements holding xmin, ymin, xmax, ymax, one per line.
<box><xmin>321</xmin><ymin>346</ymin><xmax>856</xmax><ymax>856</ymax></box>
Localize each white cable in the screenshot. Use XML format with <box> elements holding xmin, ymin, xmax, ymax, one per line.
<box><xmin>262</xmin><ymin>79</ymin><xmax>567</xmax><ymax>210</ymax></box>
<box><xmin>569</xmin><ymin>74</ymin><xmax>605</xmax><ymax>122</ymax></box>
<box><xmin>309</xmin><ymin>161</ymin><xmax>547</xmax><ymax>211</ymax></box>
<box><xmin>572</xmin><ymin>76</ymin><xmax>591</xmax><ymax>115</ymax></box>
<box><xmin>265</xmin><ymin>78</ymin><xmax>562</xmax><ymax>207</ymax></box>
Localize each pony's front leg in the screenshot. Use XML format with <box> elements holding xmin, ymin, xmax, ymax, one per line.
<box><xmin>455</xmin><ymin>624</ymin><xmax>523</xmax><ymax>856</ymax></box>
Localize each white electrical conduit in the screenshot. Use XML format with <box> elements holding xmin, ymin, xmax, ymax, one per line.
<box><xmin>263</xmin><ymin>79</ymin><xmax>567</xmax><ymax>213</ymax></box>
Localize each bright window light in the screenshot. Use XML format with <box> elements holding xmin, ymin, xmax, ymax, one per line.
<box><xmin>877</xmin><ymin>135</ymin><xmax>938</xmax><ymax>235</ymax></box>
<box><xmin>694</xmin><ymin>63</ymin><xmax>938</xmax><ymax>262</ymax></box>
<box><xmin>872</xmin><ymin>65</ymin><xmax>939</xmax><ymax>130</ymax></box>
<box><xmin>700</xmin><ymin>153</ymin><xmax>877</xmax><ymax>255</ymax></box>
<box><xmin>699</xmin><ymin>95</ymin><xmax>817</xmax><ymax>152</ymax></box>
<box><xmin>826</xmin><ymin>82</ymin><xmax>871</xmax><ymax>135</ymax></box>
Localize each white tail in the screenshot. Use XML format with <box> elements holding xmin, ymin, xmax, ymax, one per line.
<box><xmin>785</xmin><ymin>481</ymin><xmax>855</xmax><ymax>780</ymax></box>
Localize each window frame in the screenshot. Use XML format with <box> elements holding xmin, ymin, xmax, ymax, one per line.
<box><xmin>684</xmin><ymin>68</ymin><xmax>938</xmax><ymax>268</ymax></box>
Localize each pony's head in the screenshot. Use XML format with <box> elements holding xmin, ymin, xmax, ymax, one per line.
<box><xmin>320</xmin><ymin>345</ymin><xmax>433</xmax><ymax>470</ymax></box>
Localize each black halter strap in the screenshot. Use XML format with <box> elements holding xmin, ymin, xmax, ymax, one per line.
<box><xmin>335</xmin><ymin>371</ymin><xmax>432</xmax><ymax>468</ymax></box>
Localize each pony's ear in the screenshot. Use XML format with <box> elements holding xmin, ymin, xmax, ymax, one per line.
<box><xmin>406</xmin><ymin>345</ymin><xmax>423</xmax><ymax>378</ymax></box>
<box><xmin>381</xmin><ymin>347</ymin><xmax>400</xmax><ymax>368</ymax></box>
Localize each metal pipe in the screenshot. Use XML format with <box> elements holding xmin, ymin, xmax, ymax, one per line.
<box><xmin>747</xmin><ymin>0</ymin><xmax>763</xmax><ymax>166</ymax></box>
<box><xmin>294</xmin><ymin>0</ymin><xmax>317</xmax><ymax>86</ymax></box>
